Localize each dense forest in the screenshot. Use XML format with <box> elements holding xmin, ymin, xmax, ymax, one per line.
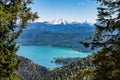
<box><xmin>51</xmin><ymin>57</ymin><xmax>82</xmax><ymax>65</ymax></box>
<box><xmin>16</xmin><ymin>56</ymin><xmax>93</xmax><ymax>80</ymax></box>
<box><xmin>44</xmin><ymin>56</ymin><xmax>93</xmax><ymax>80</ymax></box>
<box><xmin>16</xmin><ymin>57</ymin><xmax>49</xmax><ymax>80</ymax></box>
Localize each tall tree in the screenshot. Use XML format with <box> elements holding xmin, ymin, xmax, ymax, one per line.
<box><xmin>0</xmin><ymin>0</ymin><xmax>38</xmax><ymax>79</ymax></box>
<box><xmin>82</xmin><ymin>0</ymin><xmax>120</xmax><ymax>80</ymax></box>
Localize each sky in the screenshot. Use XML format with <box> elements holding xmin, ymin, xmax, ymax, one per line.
<box><xmin>31</xmin><ymin>0</ymin><xmax>99</xmax><ymax>23</ymax></box>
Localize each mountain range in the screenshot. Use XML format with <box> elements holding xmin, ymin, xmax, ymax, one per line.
<box><xmin>18</xmin><ymin>19</ymin><xmax>95</xmax><ymax>52</ymax></box>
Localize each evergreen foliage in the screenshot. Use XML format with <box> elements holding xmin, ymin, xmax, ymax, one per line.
<box><xmin>82</xmin><ymin>0</ymin><xmax>120</xmax><ymax>80</ymax></box>
<box><xmin>0</xmin><ymin>0</ymin><xmax>38</xmax><ymax>79</ymax></box>
<box><xmin>16</xmin><ymin>57</ymin><xmax>49</xmax><ymax>80</ymax></box>
<box><xmin>44</xmin><ymin>56</ymin><xmax>93</xmax><ymax>80</ymax></box>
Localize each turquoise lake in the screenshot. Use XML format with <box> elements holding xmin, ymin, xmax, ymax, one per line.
<box><xmin>17</xmin><ymin>46</ymin><xmax>91</xmax><ymax>68</ymax></box>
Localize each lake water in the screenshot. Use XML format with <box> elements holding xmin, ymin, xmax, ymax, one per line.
<box><xmin>17</xmin><ymin>46</ymin><xmax>91</xmax><ymax>68</ymax></box>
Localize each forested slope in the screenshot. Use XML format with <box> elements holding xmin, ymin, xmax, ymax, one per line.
<box><xmin>16</xmin><ymin>56</ymin><xmax>93</xmax><ymax>80</ymax></box>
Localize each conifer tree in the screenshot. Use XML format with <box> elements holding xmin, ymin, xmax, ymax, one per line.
<box><xmin>82</xmin><ymin>0</ymin><xmax>120</xmax><ymax>80</ymax></box>
<box><xmin>0</xmin><ymin>0</ymin><xmax>38</xmax><ymax>79</ymax></box>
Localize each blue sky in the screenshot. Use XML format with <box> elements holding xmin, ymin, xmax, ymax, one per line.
<box><xmin>31</xmin><ymin>0</ymin><xmax>98</xmax><ymax>23</ymax></box>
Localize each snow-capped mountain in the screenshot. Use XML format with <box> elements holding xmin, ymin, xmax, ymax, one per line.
<box><xmin>49</xmin><ymin>19</ymin><xmax>68</xmax><ymax>25</ymax></box>
<box><xmin>25</xmin><ymin>19</ymin><xmax>95</xmax><ymax>33</ymax></box>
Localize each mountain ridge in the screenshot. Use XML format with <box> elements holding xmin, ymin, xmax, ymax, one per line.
<box><xmin>18</xmin><ymin>21</ymin><xmax>95</xmax><ymax>52</ymax></box>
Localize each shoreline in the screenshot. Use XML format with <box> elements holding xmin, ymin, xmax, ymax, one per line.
<box><xmin>18</xmin><ymin>44</ymin><xmax>92</xmax><ymax>53</ymax></box>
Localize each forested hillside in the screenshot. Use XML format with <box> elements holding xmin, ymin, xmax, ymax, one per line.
<box><xmin>16</xmin><ymin>56</ymin><xmax>93</xmax><ymax>80</ymax></box>
<box><xmin>18</xmin><ymin>22</ymin><xmax>95</xmax><ymax>52</ymax></box>
<box><xmin>16</xmin><ymin>57</ymin><xmax>49</xmax><ymax>80</ymax></box>
<box><xmin>44</xmin><ymin>56</ymin><xmax>93</xmax><ymax>80</ymax></box>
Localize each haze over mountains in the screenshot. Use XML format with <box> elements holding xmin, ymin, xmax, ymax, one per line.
<box><xmin>18</xmin><ymin>19</ymin><xmax>95</xmax><ymax>52</ymax></box>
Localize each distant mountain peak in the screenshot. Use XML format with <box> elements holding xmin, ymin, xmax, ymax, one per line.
<box><xmin>49</xmin><ymin>19</ymin><xmax>68</xmax><ymax>25</ymax></box>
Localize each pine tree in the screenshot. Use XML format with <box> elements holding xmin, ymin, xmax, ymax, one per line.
<box><xmin>0</xmin><ymin>0</ymin><xmax>38</xmax><ymax>79</ymax></box>
<box><xmin>82</xmin><ymin>0</ymin><xmax>120</xmax><ymax>80</ymax></box>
